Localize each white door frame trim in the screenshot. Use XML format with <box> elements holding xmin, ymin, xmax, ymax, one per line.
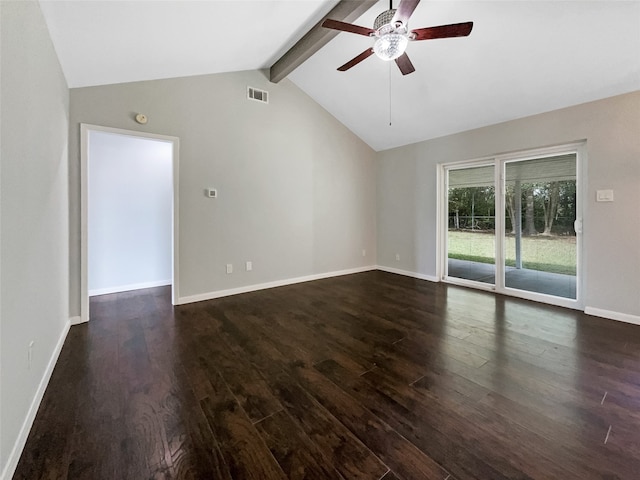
<box><xmin>80</xmin><ymin>124</ymin><xmax>180</xmax><ymax>322</ymax></box>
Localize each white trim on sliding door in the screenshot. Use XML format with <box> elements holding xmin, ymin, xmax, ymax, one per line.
<box><xmin>576</xmin><ymin>142</ymin><xmax>587</xmax><ymax>310</ymax></box>
<box><xmin>439</xmin><ymin>141</ymin><xmax>585</xmax><ymax>311</ymax></box>
<box><xmin>439</xmin><ymin>157</ymin><xmax>496</xmax><ymax>287</ymax></box>
<box><xmin>495</xmin><ymin>160</ymin><xmax>505</xmax><ymax>292</ymax></box>
<box><xmin>495</xmin><ymin>142</ymin><xmax>585</xmax><ymax>310</ymax></box>
<box><xmin>436</xmin><ymin>165</ymin><xmax>444</xmax><ymax>280</ymax></box>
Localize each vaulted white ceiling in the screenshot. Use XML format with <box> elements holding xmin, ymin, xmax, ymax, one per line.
<box><xmin>40</xmin><ymin>0</ymin><xmax>640</xmax><ymax>151</ymax></box>
<box><xmin>39</xmin><ymin>0</ymin><xmax>341</xmax><ymax>87</ymax></box>
<box><xmin>291</xmin><ymin>0</ymin><xmax>640</xmax><ymax>150</ymax></box>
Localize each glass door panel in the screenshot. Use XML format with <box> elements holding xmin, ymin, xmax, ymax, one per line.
<box><xmin>447</xmin><ymin>165</ymin><xmax>496</xmax><ymax>285</ymax></box>
<box><xmin>503</xmin><ymin>154</ymin><xmax>577</xmax><ymax>299</ymax></box>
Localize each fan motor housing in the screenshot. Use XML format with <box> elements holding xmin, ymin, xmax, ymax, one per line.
<box><xmin>374</xmin><ymin>8</ymin><xmax>408</xmax><ymax>36</ymax></box>
<box><xmin>374</xmin><ymin>9</ymin><xmax>397</xmax><ymax>30</ymax></box>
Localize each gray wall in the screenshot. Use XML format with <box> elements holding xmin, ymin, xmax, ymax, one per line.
<box><xmin>0</xmin><ymin>1</ymin><xmax>69</xmax><ymax>475</ymax></box>
<box><xmin>69</xmin><ymin>70</ymin><xmax>377</xmax><ymax>313</ymax></box>
<box><xmin>377</xmin><ymin>91</ymin><xmax>640</xmax><ymax>318</ymax></box>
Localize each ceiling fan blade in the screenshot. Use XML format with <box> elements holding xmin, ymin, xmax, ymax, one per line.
<box><xmin>322</xmin><ymin>19</ymin><xmax>375</xmax><ymax>37</ymax></box>
<box><xmin>411</xmin><ymin>22</ymin><xmax>474</xmax><ymax>41</ymax></box>
<box><xmin>395</xmin><ymin>52</ymin><xmax>415</xmax><ymax>75</ymax></box>
<box><xmin>337</xmin><ymin>48</ymin><xmax>375</xmax><ymax>71</ymax></box>
<box><xmin>392</xmin><ymin>0</ymin><xmax>421</xmax><ymax>25</ymax></box>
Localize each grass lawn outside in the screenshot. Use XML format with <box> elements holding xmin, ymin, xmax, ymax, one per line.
<box><xmin>448</xmin><ymin>230</ymin><xmax>576</xmax><ymax>275</ymax></box>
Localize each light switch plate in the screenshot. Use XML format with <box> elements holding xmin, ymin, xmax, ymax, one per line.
<box><xmin>596</xmin><ymin>189</ymin><xmax>614</xmax><ymax>202</ymax></box>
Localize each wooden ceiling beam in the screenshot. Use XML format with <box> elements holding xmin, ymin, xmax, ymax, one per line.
<box><xmin>269</xmin><ymin>0</ymin><xmax>378</xmax><ymax>83</ymax></box>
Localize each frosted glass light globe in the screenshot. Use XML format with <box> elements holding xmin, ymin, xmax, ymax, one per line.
<box><xmin>373</xmin><ymin>33</ymin><xmax>408</xmax><ymax>61</ymax></box>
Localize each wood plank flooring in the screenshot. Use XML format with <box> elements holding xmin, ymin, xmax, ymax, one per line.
<box><xmin>13</xmin><ymin>271</ymin><xmax>640</xmax><ymax>479</ymax></box>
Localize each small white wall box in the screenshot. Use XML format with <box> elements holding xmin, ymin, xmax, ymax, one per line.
<box><xmin>206</xmin><ymin>188</ymin><xmax>217</xmax><ymax>198</ymax></box>
<box><xmin>596</xmin><ymin>189</ymin><xmax>614</xmax><ymax>202</ymax></box>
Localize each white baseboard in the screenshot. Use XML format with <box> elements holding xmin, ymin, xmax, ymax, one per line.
<box><xmin>1</xmin><ymin>319</ymin><xmax>71</xmax><ymax>480</ymax></box>
<box><xmin>376</xmin><ymin>265</ymin><xmax>439</xmax><ymax>283</ymax></box>
<box><xmin>70</xmin><ymin>315</ymin><xmax>86</xmax><ymax>325</ymax></box>
<box><xmin>584</xmin><ymin>307</ymin><xmax>640</xmax><ymax>326</ymax></box>
<box><xmin>176</xmin><ymin>266</ymin><xmax>377</xmax><ymax>305</ymax></box>
<box><xmin>89</xmin><ymin>279</ymin><xmax>171</xmax><ymax>297</ymax></box>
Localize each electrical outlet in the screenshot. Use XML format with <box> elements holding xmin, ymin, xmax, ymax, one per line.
<box><xmin>362</xmin><ymin>249</ymin><xmax>366</xmax><ymax>257</ymax></box>
<box><xmin>226</xmin><ymin>264</ymin><xmax>233</xmax><ymax>274</ymax></box>
<box><xmin>246</xmin><ymin>261</ymin><xmax>252</xmax><ymax>271</ymax></box>
<box><xmin>395</xmin><ymin>253</ymin><xmax>400</xmax><ymax>261</ymax></box>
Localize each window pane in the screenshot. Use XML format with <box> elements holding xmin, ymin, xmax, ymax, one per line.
<box><xmin>504</xmin><ymin>155</ymin><xmax>577</xmax><ymax>299</ymax></box>
<box><xmin>447</xmin><ymin>165</ymin><xmax>495</xmax><ymax>285</ymax></box>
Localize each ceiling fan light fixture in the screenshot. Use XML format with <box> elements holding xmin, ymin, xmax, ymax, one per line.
<box><xmin>373</xmin><ymin>33</ymin><xmax>408</xmax><ymax>61</ymax></box>
<box><xmin>322</xmin><ymin>0</ymin><xmax>474</xmax><ymax>74</ymax></box>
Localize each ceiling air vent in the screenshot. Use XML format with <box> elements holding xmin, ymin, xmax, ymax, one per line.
<box><xmin>247</xmin><ymin>86</ymin><xmax>269</xmax><ymax>104</ymax></box>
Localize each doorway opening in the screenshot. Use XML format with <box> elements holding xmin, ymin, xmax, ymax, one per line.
<box><xmin>81</xmin><ymin>124</ymin><xmax>180</xmax><ymax>321</ymax></box>
<box><xmin>440</xmin><ymin>143</ymin><xmax>583</xmax><ymax>309</ymax></box>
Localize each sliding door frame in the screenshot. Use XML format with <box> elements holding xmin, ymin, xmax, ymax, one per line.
<box><xmin>438</xmin><ymin>142</ymin><xmax>586</xmax><ymax>310</ymax></box>
<box><xmin>439</xmin><ymin>156</ymin><xmax>497</xmax><ymax>292</ymax></box>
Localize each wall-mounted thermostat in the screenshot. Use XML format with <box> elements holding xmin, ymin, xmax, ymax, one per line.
<box><xmin>206</xmin><ymin>188</ymin><xmax>217</xmax><ymax>198</ymax></box>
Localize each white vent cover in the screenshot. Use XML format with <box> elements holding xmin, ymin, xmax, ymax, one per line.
<box><xmin>247</xmin><ymin>86</ymin><xmax>269</xmax><ymax>104</ymax></box>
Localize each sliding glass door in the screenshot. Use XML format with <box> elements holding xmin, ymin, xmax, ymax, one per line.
<box><xmin>442</xmin><ymin>146</ymin><xmax>581</xmax><ymax>307</ymax></box>
<box><xmin>503</xmin><ymin>154</ymin><xmax>577</xmax><ymax>299</ymax></box>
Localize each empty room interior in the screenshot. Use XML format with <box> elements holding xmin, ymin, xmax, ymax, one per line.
<box><xmin>1</xmin><ymin>1</ymin><xmax>640</xmax><ymax>479</ymax></box>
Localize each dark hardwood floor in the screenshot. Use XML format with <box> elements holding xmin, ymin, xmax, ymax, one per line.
<box><xmin>13</xmin><ymin>271</ymin><xmax>640</xmax><ymax>479</ymax></box>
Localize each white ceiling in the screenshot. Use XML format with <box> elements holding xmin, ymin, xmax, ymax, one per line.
<box><xmin>290</xmin><ymin>0</ymin><xmax>640</xmax><ymax>150</ymax></box>
<box><xmin>40</xmin><ymin>1</ymin><xmax>640</xmax><ymax>151</ymax></box>
<box><xmin>39</xmin><ymin>0</ymin><xmax>340</xmax><ymax>87</ymax></box>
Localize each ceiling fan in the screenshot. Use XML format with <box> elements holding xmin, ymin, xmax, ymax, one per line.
<box><xmin>322</xmin><ymin>0</ymin><xmax>473</xmax><ymax>75</ymax></box>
